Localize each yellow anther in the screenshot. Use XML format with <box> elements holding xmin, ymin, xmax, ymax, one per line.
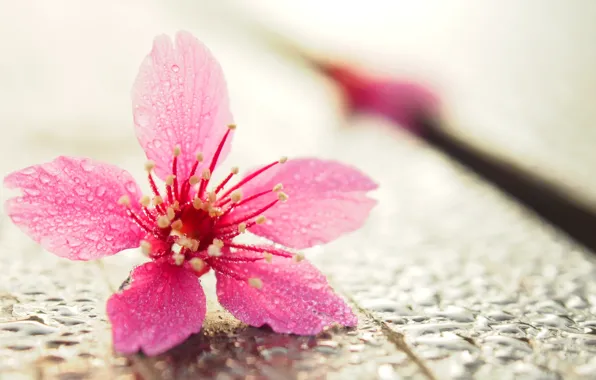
<box><xmin>171</xmin><ymin>201</ymin><xmax>180</xmax><ymax>211</ymax></box>
<box><xmin>140</xmin><ymin>240</ymin><xmax>152</xmax><ymax>256</ymax></box>
<box><xmin>213</xmin><ymin>239</ymin><xmax>224</xmax><ymax>248</ymax></box>
<box><xmin>189</xmin><ymin>175</ymin><xmax>200</xmax><ymax>185</ymax></box>
<box><xmin>231</xmin><ymin>190</ymin><xmax>242</xmax><ymax>203</ymax></box>
<box><xmin>207</xmin><ymin>244</ymin><xmax>222</xmax><ymax>257</ymax></box>
<box><xmin>238</xmin><ymin>222</ymin><xmax>247</xmax><ymax>233</ymax></box>
<box><xmin>190</xmin><ymin>239</ymin><xmax>200</xmax><ymax>252</ymax></box>
<box><xmin>293</xmin><ymin>252</ymin><xmax>305</xmax><ymax>262</ymax></box>
<box><xmin>193</xmin><ymin>198</ymin><xmax>203</xmax><ymax>210</ymax></box>
<box><xmin>208</xmin><ymin>207</ymin><xmax>222</xmax><ymax>217</ymax></box>
<box><xmin>202</xmin><ymin>169</ymin><xmax>211</xmax><ymax>180</ymax></box>
<box><xmin>157</xmin><ymin>215</ymin><xmax>170</xmax><ymax>229</ymax></box>
<box><xmin>196</xmin><ymin>152</ymin><xmax>204</xmax><ymax>162</ymax></box>
<box><xmin>248</xmin><ymin>278</ymin><xmax>263</xmax><ymax>289</ymax></box>
<box><xmin>255</xmin><ymin>215</ymin><xmax>266</xmax><ymax>225</ymax></box>
<box><xmin>228</xmin><ymin>124</ymin><xmax>237</xmax><ymax>130</ymax></box>
<box><xmin>277</xmin><ymin>192</ymin><xmax>289</xmax><ymax>202</ymax></box>
<box><xmin>172</xmin><ymin>252</ymin><xmax>184</xmax><ymax>266</ymax></box>
<box><xmin>264</xmin><ymin>252</ymin><xmax>273</xmax><ymax>263</ymax></box>
<box><xmin>166</xmin><ymin>207</ymin><xmax>176</xmax><ymax>221</ymax></box>
<box><xmin>139</xmin><ymin>195</ymin><xmax>151</xmax><ymax>207</ymax></box>
<box><xmin>153</xmin><ymin>196</ymin><xmax>163</xmax><ymax>206</ymax></box>
<box><xmin>144</xmin><ymin>160</ymin><xmax>155</xmax><ymax>172</ymax></box>
<box><xmin>272</xmin><ymin>183</ymin><xmax>283</xmax><ymax>192</ymax></box>
<box><xmin>118</xmin><ymin>195</ymin><xmax>130</xmax><ymax>206</ymax></box>
<box><xmin>171</xmin><ymin>220</ymin><xmax>183</xmax><ymax>231</ymax></box>
<box><xmin>173</xmin><ymin>146</ymin><xmax>181</xmax><ymax>157</ymax></box>
<box><xmin>231</xmin><ymin>166</ymin><xmax>239</xmax><ymax>175</ymax></box>
<box><xmin>208</xmin><ymin>191</ymin><xmax>216</xmax><ymax>203</ymax></box>
<box><xmin>165</xmin><ymin>174</ymin><xmax>176</xmax><ymax>186</ymax></box>
<box><xmin>189</xmin><ymin>258</ymin><xmax>205</xmax><ymax>272</ymax></box>
<box><xmin>279</xmin><ymin>156</ymin><xmax>288</xmax><ymax>164</ymax></box>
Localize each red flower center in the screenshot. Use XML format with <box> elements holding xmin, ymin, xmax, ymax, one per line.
<box><xmin>117</xmin><ymin>125</ymin><xmax>289</xmax><ymax>272</ymax></box>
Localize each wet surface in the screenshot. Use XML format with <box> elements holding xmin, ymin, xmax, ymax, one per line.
<box><xmin>2</xmin><ymin>126</ymin><xmax>596</xmax><ymax>379</ymax></box>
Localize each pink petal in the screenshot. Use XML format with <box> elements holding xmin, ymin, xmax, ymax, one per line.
<box><xmin>4</xmin><ymin>157</ymin><xmax>143</xmax><ymax>260</ymax></box>
<box><xmin>132</xmin><ymin>31</ymin><xmax>234</xmax><ymax>181</ymax></box>
<box><xmin>224</xmin><ymin>158</ymin><xmax>377</xmax><ymax>249</ymax></box>
<box><xmin>107</xmin><ymin>261</ymin><xmax>206</xmax><ymax>356</ymax></box>
<box><xmin>215</xmin><ymin>255</ymin><xmax>356</xmax><ymax>334</ymax></box>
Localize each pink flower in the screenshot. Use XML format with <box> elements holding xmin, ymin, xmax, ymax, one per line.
<box><xmin>322</xmin><ymin>64</ymin><xmax>440</xmax><ymax>133</ymax></box>
<box><xmin>3</xmin><ymin>31</ymin><xmax>377</xmax><ymax>356</ymax></box>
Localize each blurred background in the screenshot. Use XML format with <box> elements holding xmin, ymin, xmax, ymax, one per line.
<box><xmin>1</xmin><ymin>0</ymin><xmax>596</xmax><ymax>204</ymax></box>
<box><xmin>2</xmin><ymin>1</ymin><xmax>596</xmax><ymax>377</ymax></box>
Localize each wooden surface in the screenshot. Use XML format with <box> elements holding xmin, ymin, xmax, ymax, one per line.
<box><xmin>1</xmin><ymin>2</ymin><xmax>596</xmax><ymax>379</ymax></box>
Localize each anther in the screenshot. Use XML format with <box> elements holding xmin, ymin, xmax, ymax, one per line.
<box><xmin>228</xmin><ymin>124</ymin><xmax>237</xmax><ymax>130</ymax></box>
<box><xmin>193</xmin><ymin>198</ymin><xmax>204</xmax><ymax>210</ymax></box>
<box><xmin>139</xmin><ymin>195</ymin><xmax>151</xmax><ymax>207</ymax></box>
<box><xmin>171</xmin><ymin>201</ymin><xmax>180</xmax><ymax>211</ymax></box>
<box><xmin>238</xmin><ymin>222</ymin><xmax>247</xmax><ymax>233</ymax></box>
<box><xmin>172</xmin><ymin>252</ymin><xmax>184</xmax><ymax>266</ymax></box>
<box><xmin>157</xmin><ymin>215</ymin><xmax>170</xmax><ymax>229</ymax></box>
<box><xmin>231</xmin><ymin>190</ymin><xmax>242</xmax><ymax>203</ymax></box>
<box><xmin>189</xmin><ymin>175</ymin><xmax>200</xmax><ymax>185</ymax></box>
<box><xmin>207</xmin><ymin>244</ymin><xmax>222</xmax><ymax>257</ymax></box>
<box><xmin>191</xmin><ymin>239</ymin><xmax>200</xmax><ymax>252</ymax></box>
<box><xmin>264</xmin><ymin>252</ymin><xmax>273</xmax><ymax>263</ymax></box>
<box><xmin>277</xmin><ymin>192</ymin><xmax>289</xmax><ymax>202</ymax></box>
<box><xmin>165</xmin><ymin>174</ymin><xmax>176</xmax><ymax>186</ymax></box>
<box><xmin>255</xmin><ymin>215</ymin><xmax>266</xmax><ymax>225</ymax></box>
<box><xmin>248</xmin><ymin>277</ymin><xmax>263</xmax><ymax>289</ymax></box>
<box><xmin>144</xmin><ymin>160</ymin><xmax>156</xmax><ymax>172</ymax></box>
<box><xmin>196</xmin><ymin>152</ymin><xmax>204</xmax><ymax>162</ymax></box>
<box><xmin>231</xmin><ymin>166</ymin><xmax>239</xmax><ymax>175</ymax></box>
<box><xmin>202</xmin><ymin>168</ymin><xmax>211</xmax><ymax>180</ymax></box>
<box><xmin>173</xmin><ymin>146</ymin><xmax>181</xmax><ymax>157</ymax></box>
<box><xmin>208</xmin><ymin>191</ymin><xmax>216</xmax><ymax>203</ymax></box>
<box><xmin>140</xmin><ymin>240</ymin><xmax>152</xmax><ymax>256</ymax></box>
<box><xmin>272</xmin><ymin>183</ymin><xmax>283</xmax><ymax>192</ymax></box>
<box><xmin>189</xmin><ymin>258</ymin><xmax>205</xmax><ymax>272</ymax></box>
<box><xmin>213</xmin><ymin>239</ymin><xmax>224</xmax><ymax>248</ymax></box>
<box><xmin>171</xmin><ymin>220</ymin><xmax>183</xmax><ymax>231</ymax></box>
<box><xmin>166</xmin><ymin>207</ymin><xmax>176</xmax><ymax>221</ymax></box>
<box><xmin>153</xmin><ymin>196</ymin><xmax>163</xmax><ymax>206</ymax></box>
<box><xmin>279</xmin><ymin>156</ymin><xmax>288</xmax><ymax>164</ymax></box>
<box><xmin>293</xmin><ymin>252</ymin><xmax>305</xmax><ymax>262</ymax></box>
<box><xmin>118</xmin><ymin>195</ymin><xmax>130</xmax><ymax>206</ymax></box>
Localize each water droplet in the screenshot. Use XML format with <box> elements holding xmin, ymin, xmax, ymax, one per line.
<box><xmin>171</xmin><ymin>64</ymin><xmax>180</xmax><ymax>73</ymax></box>
<box><xmin>40</xmin><ymin>174</ymin><xmax>51</xmax><ymax>184</ymax></box>
<box><xmin>96</xmin><ymin>186</ymin><xmax>106</xmax><ymax>197</ymax></box>
<box><xmin>80</xmin><ymin>160</ymin><xmax>94</xmax><ymax>172</ymax></box>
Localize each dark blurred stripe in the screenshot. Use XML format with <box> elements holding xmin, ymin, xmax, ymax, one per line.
<box><xmin>419</xmin><ymin>116</ymin><xmax>596</xmax><ymax>253</ymax></box>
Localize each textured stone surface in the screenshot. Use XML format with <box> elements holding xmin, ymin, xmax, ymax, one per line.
<box><xmin>2</xmin><ymin>124</ymin><xmax>596</xmax><ymax>379</ymax></box>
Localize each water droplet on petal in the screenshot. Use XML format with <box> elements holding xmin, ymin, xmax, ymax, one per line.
<box><xmin>171</xmin><ymin>64</ymin><xmax>179</xmax><ymax>73</ymax></box>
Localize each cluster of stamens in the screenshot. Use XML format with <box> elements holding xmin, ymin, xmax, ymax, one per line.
<box><xmin>117</xmin><ymin>125</ymin><xmax>299</xmax><ymax>288</ymax></box>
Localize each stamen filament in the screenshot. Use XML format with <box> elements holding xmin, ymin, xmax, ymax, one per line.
<box><xmin>215</xmin><ymin>200</ymin><xmax>277</xmax><ymax>229</ymax></box>
<box><xmin>219</xmin><ymin>161</ymin><xmax>279</xmax><ymax>200</ymax></box>
<box><xmin>225</xmin><ymin>243</ymin><xmax>293</xmax><ymax>258</ymax></box>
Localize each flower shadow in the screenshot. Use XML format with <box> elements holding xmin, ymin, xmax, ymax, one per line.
<box><xmin>126</xmin><ymin>309</ymin><xmax>356</xmax><ymax>379</ymax></box>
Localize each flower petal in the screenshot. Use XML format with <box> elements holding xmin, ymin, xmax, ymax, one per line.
<box><xmin>225</xmin><ymin>158</ymin><xmax>377</xmax><ymax>249</ymax></box>
<box><xmin>107</xmin><ymin>261</ymin><xmax>206</xmax><ymax>356</ymax></box>
<box><xmin>132</xmin><ymin>31</ymin><xmax>233</xmax><ymax>181</ymax></box>
<box><xmin>4</xmin><ymin>156</ymin><xmax>143</xmax><ymax>260</ymax></box>
<box><xmin>214</xmin><ymin>255</ymin><xmax>356</xmax><ymax>334</ymax></box>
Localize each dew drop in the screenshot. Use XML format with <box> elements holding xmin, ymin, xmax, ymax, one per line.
<box><xmin>171</xmin><ymin>64</ymin><xmax>180</xmax><ymax>73</ymax></box>
<box><xmin>80</xmin><ymin>160</ymin><xmax>94</xmax><ymax>172</ymax></box>
<box><xmin>40</xmin><ymin>174</ymin><xmax>51</xmax><ymax>184</ymax></box>
<box><xmin>96</xmin><ymin>186</ymin><xmax>107</xmax><ymax>197</ymax></box>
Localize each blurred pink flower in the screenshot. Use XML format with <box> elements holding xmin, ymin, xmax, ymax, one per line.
<box><xmin>4</xmin><ymin>32</ymin><xmax>377</xmax><ymax>355</ymax></box>
<box><xmin>323</xmin><ymin>64</ymin><xmax>440</xmax><ymax>133</ymax></box>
